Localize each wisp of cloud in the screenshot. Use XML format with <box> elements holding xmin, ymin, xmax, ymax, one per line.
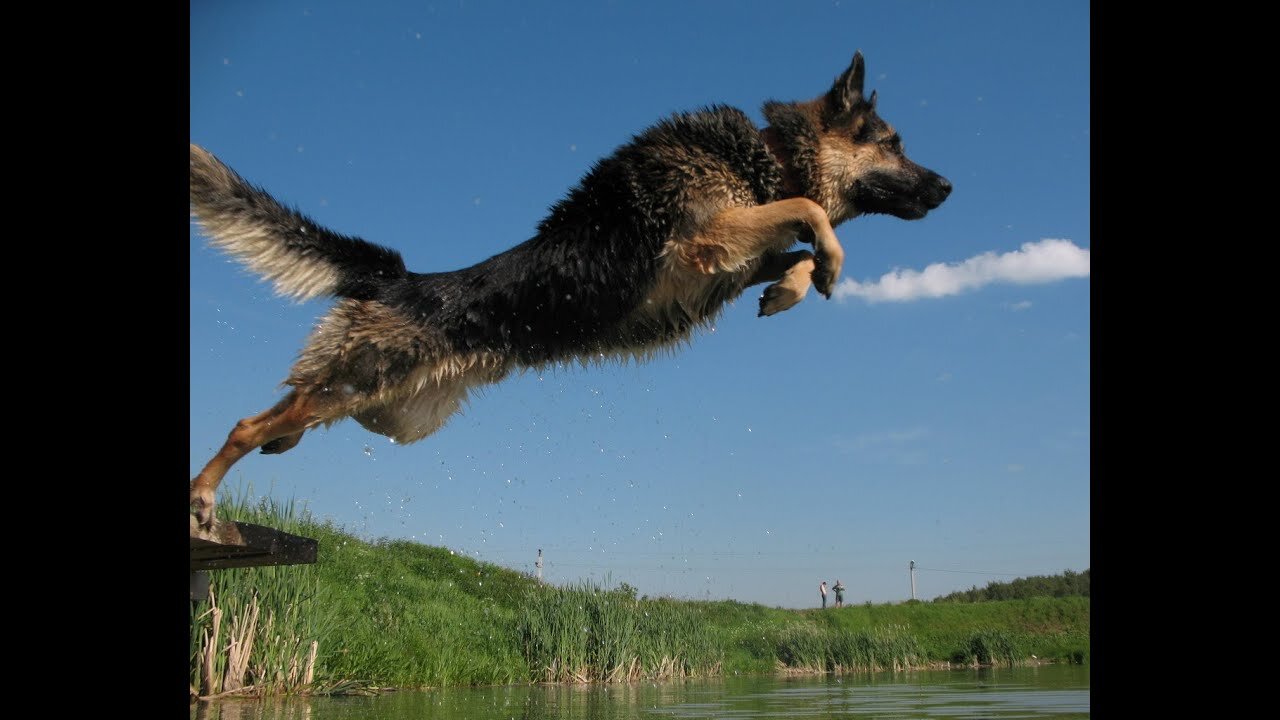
<box><xmin>832</xmin><ymin>239</ymin><xmax>1090</xmax><ymax>303</ymax></box>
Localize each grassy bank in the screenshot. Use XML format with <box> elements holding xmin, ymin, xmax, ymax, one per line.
<box><xmin>190</xmin><ymin>495</ymin><xmax>1089</xmax><ymax>697</ymax></box>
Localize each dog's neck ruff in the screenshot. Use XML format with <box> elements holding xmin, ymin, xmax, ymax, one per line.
<box><xmin>761</xmin><ymin>128</ymin><xmax>806</xmax><ymax>199</ymax></box>
<box><xmin>759</xmin><ymin>102</ymin><xmax>822</xmax><ymax>202</ymax></box>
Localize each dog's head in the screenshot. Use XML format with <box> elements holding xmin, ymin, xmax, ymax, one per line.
<box><xmin>764</xmin><ymin>52</ymin><xmax>952</xmax><ymax>225</ymax></box>
<box><xmin>820</xmin><ymin>52</ymin><xmax>952</xmax><ymax>222</ymax></box>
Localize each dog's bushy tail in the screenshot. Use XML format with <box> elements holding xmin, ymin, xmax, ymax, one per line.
<box><xmin>189</xmin><ymin>143</ymin><xmax>406</xmax><ymax>302</ymax></box>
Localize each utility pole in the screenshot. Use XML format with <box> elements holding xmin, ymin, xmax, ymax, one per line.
<box><xmin>536</xmin><ymin>548</ymin><xmax>543</xmax><ymax>582</ymax></box>
<box><xmin>909</xmin><ymin>560</ymin><xmax>917</xmax><ymax>600</ymax></box>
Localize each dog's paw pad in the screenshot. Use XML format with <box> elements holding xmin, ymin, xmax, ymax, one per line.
<box><xmin>759</xmin><ymin>282</ymin><xmax>804</xmax><ymax>317</ymax></box>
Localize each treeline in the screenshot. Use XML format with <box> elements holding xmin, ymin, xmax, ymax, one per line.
<box><xmin>932</xmin><ymin>569</ymin><xmax>1089</xmax><ymax>603</ymax></box>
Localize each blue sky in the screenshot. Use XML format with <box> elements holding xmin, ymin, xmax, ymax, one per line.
<box><xmin>190</xmin><ymin>1</ymin><xmax>1089</xmax><ymax>608</ymax></box>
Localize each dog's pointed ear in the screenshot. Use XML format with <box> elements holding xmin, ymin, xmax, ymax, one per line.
<box><xmin>868</xmin><ymin>89</ymin><xmax>877</xmax><ymax>110</ymax></box>
<box><xmin>827</xmin><ymin>51</ymin><xmax>866</xmax><ymax>115</ymax></box>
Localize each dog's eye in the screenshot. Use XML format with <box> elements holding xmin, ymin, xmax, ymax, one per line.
<box><xmin>883</xmin><ymin>134</ymin><xmax>903</xmax><ymax>153</ymax></box>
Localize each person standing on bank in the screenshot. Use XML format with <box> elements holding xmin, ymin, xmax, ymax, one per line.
<box><xmin>833</xmin><ymin>579</ymin><xmax>846</xmax><ymax>608</ymax></box>
<box><xmin>820</xmin><ymin>581</ymin><xmax>828</xmax><ymax>609</ymax></box>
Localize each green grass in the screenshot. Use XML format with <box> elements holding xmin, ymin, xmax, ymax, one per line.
<box><xmin>191</xmin><ymin>490</ymin><xmax>1089</xmax><ymax>695</ymax></box>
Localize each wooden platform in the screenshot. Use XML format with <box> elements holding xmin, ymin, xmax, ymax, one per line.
<box><xmin>190</xmin><ymin>515</ymin><xmax>318</xmax><ymax>571</ymax></box>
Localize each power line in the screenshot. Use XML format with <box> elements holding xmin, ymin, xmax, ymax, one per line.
<box><xmin>510</xmin><ymin>562</ymin><xmax>1050</xmax><ymax>576</ymax></box>
<box><xmin>914</xmin><ymin>567</ymin><xmax>1033</xmax><ymax>577</ymax></box>
<box><xmin>451</xmin><ymin>547</ymin><xmax>1063</xmax><ymax>579</ymax></box>
<box><xmin>460</xmin><ymin>548</ymin><xmax>852</xmax><ymax>558</ymax></box>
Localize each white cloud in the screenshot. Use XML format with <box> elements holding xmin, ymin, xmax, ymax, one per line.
<box><xmin>1009</xmin><ymin>300</ymin><xmax>1033</xmax><ymax>311</ymax></box>
<box><xmin>832</xmin><ymin>239</ymin><xmax>1090</xmax><ymax>303</ymax></box>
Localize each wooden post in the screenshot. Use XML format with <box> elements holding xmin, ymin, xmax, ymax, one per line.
<box><xmin>191</xmin><ymin>571</ymin><xmax>211</xmax><ymax>601</ymax></box>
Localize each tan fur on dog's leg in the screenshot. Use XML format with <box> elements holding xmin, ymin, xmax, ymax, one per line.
<box><xmin>747</xmin><ymin>249</ymin><xmax>813</xmax><ymax>286</ymax></box>
<box><xmin>680</xmin><ymin>197</ymin><xmax>842</xmax><ymax>297</ymax></box>
<box><xmin>756</xmin><ymin>251</ymin><xmax>816</xmax><ymax>316</ymax></box>
<box><xmin>259</xmin><ymin>430</ymin><xmax>304</xmax><ymax>455</ymax></box>
<box><xmin>190</xmin><ymin>390</ymin><xmax>331</xmax><ymax>528</ymax></box>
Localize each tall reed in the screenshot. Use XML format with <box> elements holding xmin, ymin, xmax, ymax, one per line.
<box><xmin>772</xmin><ymin>623</ymin><xmax>925</xmax><ymax>673</ymax></box>
<box><xmin>519</xmin><ymin>582</ymin><xmax>721</xmax><ymax>683</ymax></box>
<box><xmin>957</xmin><ymin>629</ymin><xmax>1021</xmax><ymax>667</ymax></box>
<box><xmin>190</xmin><ymin>494</ymin><xmax>337</xmax><ymax>697</ymax></box>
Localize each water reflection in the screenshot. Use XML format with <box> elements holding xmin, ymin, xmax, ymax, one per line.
<box><xmin>192</xmin><ymin>664</ymin><xmax>1089</xmax><ymax>719</ymax></box>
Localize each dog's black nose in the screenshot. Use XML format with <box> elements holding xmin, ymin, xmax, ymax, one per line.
<box><xmin>935</xmin><ymin>176</ymin><xmax>952</xmax><ymax>199</ymax></box>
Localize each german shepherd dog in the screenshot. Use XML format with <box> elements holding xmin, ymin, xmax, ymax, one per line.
<box><xmin>190</xmin><ymin>52</ymin><xmax>951</xmax><ymax>528</ymax></box>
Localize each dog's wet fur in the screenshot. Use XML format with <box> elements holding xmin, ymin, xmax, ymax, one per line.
<box><xmin>189</xmin><ymin>52</ymin><xmax>951</xmax><ymax>527</ymax></box>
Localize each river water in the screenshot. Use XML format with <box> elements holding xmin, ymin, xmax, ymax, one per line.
<box><xmin>193</xmin><ymin>663</ymin><xmax>1089</xmax><ymax>719</ymax></box>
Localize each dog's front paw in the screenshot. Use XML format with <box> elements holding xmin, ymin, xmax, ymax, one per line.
<box><xmin>191</xmin><ymin>485</ymin><xmax>217</xmax><ymax>530</ymax></box>
<box><xmin>759</xmin><ymin>279</ymin><xmax>806</xmax><ymax>317</ymax></box>
<box><xmin>812</xmin><ymin>247</ymin><xmax>843</xmax><ymax>299</ymax></box>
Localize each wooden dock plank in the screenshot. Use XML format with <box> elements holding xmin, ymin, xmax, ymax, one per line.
<box><xmin>190</xmin><ymin>515</ymin><xmax>318</xmax><ymax>571</ymax></box>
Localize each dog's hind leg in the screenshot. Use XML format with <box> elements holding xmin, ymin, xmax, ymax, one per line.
<box><xmin>749</xmin><ymin>250</ymin><xmax>817</xmax><ymax>317</ymax></box>
<box><xmin>190</xmin><ymin>389</ymin><xmax>333</xmax><ymax>529</ymax></box>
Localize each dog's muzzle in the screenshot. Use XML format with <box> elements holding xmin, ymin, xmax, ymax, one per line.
<box><xmin>922</xmin><ymin>172</ymin><xmax>952</xmax><ymax>209</ymax></box>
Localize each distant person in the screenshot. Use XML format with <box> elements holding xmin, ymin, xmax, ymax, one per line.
<box><xmin>833</xmin><ymin>579</ymin><xmax>846</xmax><ymax>608</ymax></box>
<box><xmin>820</xmin><ymin>580</ymin><xmax>828</xmax><ymax>608</ymax></box>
